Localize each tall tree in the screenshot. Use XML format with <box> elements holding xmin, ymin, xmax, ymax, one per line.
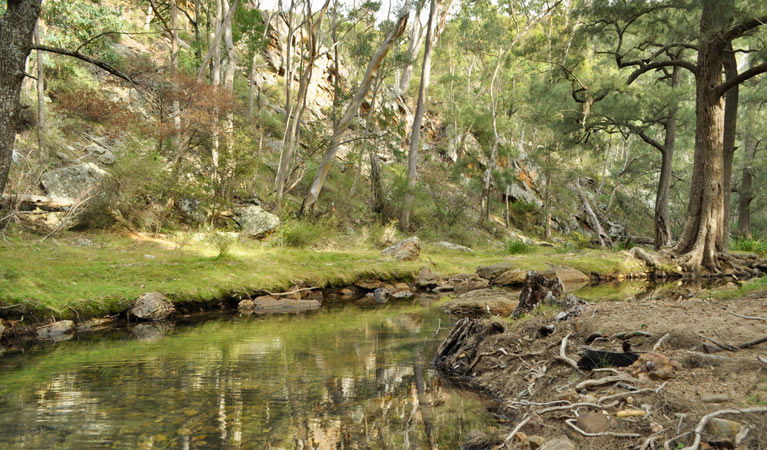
<box><xmin>0</xmin><ymin>0</ymin><xmax>43</xmax><ymax>195</ymax></box>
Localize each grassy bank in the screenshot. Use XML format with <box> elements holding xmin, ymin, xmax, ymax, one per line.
<box><xmin>0</xmin><ymin>232</ymin><xmax>646</xmax><ymax>321</ymax></box>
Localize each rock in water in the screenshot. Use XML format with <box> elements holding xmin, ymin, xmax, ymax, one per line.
<box><xmin>373</xmin><ymin>288</ymin><xmax>389</xmax><ymax>304</ymax></box>
<box><xmin>234</xmin><ymin>205</ymin><xmax>280</xmax><ymax>238</ymax></box>
<box><xmin>238</xmin><ymin>299</ymin><xmax>256</xmax><ymax>312</ymax></box>
<box><xmin>510</xmin><ymin>271</ymin><xmax>565</xmax><ymax>317</ymax></box>
<box><xmin>130</xmin><ymin>292</ymin><xmax>175</xmax><ymax>321</ymax></box>
<box><xmin>381</xmin><ymin>237</ymin><xmax>421</xmax><ymax>261</ymax></box>
<box><xmin>37</xmin><ymin>320</ymin><xmax>75</xmax><ymax>339</ymax></box>
<box><xmin>40</xmin><ymin>163</ymin><xmax>107</xmax><ymax>202</ymax></box>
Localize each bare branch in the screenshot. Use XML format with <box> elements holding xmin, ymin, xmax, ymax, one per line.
<box><xmin>715</xmin><ymin>62</ymin><xmax>767</xmax><ymax>98</ymax></box>
<box><xmin>32</xmin><ymin>45</ymin><xmax>137</xmax><ymax>84</ymax></box>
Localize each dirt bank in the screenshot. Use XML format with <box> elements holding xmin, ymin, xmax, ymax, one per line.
<box><xmin>435</xmin><ymin>290</ymin><xmax>767</xmax><ymax>449</ymax></box>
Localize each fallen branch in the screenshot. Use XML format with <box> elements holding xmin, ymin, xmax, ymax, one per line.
<box><xmin>679</xmin><ymin>407</ymin><xmax>767</xmax><ymax>450</ymax></box>
<box><xmin>653</xmin><ymin>333</ymin><xmax>671</xmax><ymax>351</ymax></box>
<box><xmin>729</xmin><ymin>312</ymin><xmax>767</xmax><ymax>321</ymax></box>
<box><xmin>576</xmin><ymin>374</ymin><xmax>640</xmax><ymax>390</ymax></box>
<box><xmin>266</xmin><ymin>286</ymin><xmax>318</xmax><ymax>297</ymax></box>
<box><xmin>538</xmin><ymin>401</ymin><xmax>617</xmax><ymax>414</ymax></box>
<box><xmin>498</xmin><ymin>414</ymin><xmax>532</xmax><ymax>448</ymax></box>
<box><xmin>597</xmin><ymin>382</ymin><xmax>668</xmax><ymax>405</ymax></box>
<box><xmin>557</xmin><ymin>332</ymin><xmax>580</xmax><ymax>369</ymax></box>
<box><xmin>683</xmin><ymin>351</ymin><xmax>730</xmax><ymax>363</ymax></box>
<box><xmin>739</xmin><ymin>336</ymin><xmax>767</xmax><ymax>349</ymax></box>
<box><xmin>565</xmin><ymin>419</ymin><xmax>641</xmax><ymax>438</ymax></box>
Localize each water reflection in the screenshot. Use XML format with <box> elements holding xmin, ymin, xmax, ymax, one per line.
<box><xmin>0</xmin><ymin>304</ymin><xmax>495</xmax><ymax>448</ymax></box>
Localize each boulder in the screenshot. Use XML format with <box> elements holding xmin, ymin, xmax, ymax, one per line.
<box><xmin>705</xmin><ymin>418</ymin><xmax>742</xmax><ymax>437</ymax></box>
<box><xmin>40</xmin><ymin>163</ymin><xmax>107</xmax><ymax>202</ymax></box>
<box><xmin>493</xmin><ymin>269</ymin><xmax>527</xmax><ymax>286</ymax></box>
<box><xmin>576</xmin><ymin>412</ymin><xmax>610</xmax><ymax>433</ymax></box>
<box><xmin>234</xmin><ymin>205</ymin><xmax>280</xmax><ymax>238</ymax></box>
<box><xmin>544</xmin><ymin>266</ymin><xmax>590</xmax><ymax>285</ymax></box>
<box><xmin>391</xmin><ymin>289</ymin><xmax>413</xmax><ymax>299</ymax></box>
<box><xmin>435</xmin><ymin>241</ymin><xmax>473</xmax><ymax>252</ymax></box>
<box><xmin>441</xmin><ymin>289</ymin><xmax>518</xmax><ymax>317</ymax></box>
<box><xmin>453</xmin><ymin>276</ymin><xmax>490</xmax><ymax>295</ymax></box>
<box><xmin>415</xmin><ymin>267</ymin><xmax>441</xmax><ymax>289</ymax></box>
<box><xmin>249</xmin><ymin>296</ymin><xmax>321</xmax><ymax>314</ymax></box>
<box><xmin>0</xmin><ymin>319</ymin><xmax>6</xmax><ymax>337</ymax></box>
<box><xmin>539</xmin><ymin>437</ymin><xmax>575</xmax><ymax>450</ymax></box>
<box><xmin>238</xmin><ymin>299</ymin><xmax>256</xmax><ymax>311</ymax></box>
<box><xmin>37</xmin><ymin>320</ymin><xmax>75</xmax><ymax>340</ymax></box>
<box><xmin>476</xmin><ymin>263</ymin><xmax>516</xmax><ymax>282</ymax></box>
<box><xmin>382</xmin><ymin>237</ymin><xmax>421</xmax><ymax>261</ymax></box>
<box><xmin>130</xmin><ymin>292</ymin><xmax>175</xmax><ymax>321</ymax></box>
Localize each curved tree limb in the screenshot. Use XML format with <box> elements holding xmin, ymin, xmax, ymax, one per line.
<box><xmin>31</xmin><ymin>44</ymin><xmax>137</xmax><ymax>85</ymax></box>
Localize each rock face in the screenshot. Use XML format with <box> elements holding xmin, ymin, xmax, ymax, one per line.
<box><xmin>381</xmin><ymin>237</ymin><xmax>421</xmax><ymax>261</ymax></box>
<box><xmin>441</xmin><ymin>289</ymin><xmax>518</xmax><ymax>317</ymax></box>
<box><xmin>130</xmin><ymin>292</ymin><xmax>175</xmax><ymax>321</ymax></box>
<box><xmin>435</xmin><ymin>241</ymin><xmax>473</xmax><ymax>252</ymax></box>
<box><xmin>234</xmin><ymin>205</ymin><xmax>280</xmax><ymax>238</ymax></box>
<box><xmin>40</xmin><ymin>163</ymin><xmax>107</xmax><ymax>202</ymax></box>
<box><xmin>37</xmin><ymin>320</ymin><xmax>75</xmax><ymax>339</ymax></box>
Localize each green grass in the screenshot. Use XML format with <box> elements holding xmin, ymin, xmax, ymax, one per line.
<box><xmin>0</xmin><ymin>232</ymin><xmax>649</xmax><ymax>321</ymax></box>
<box><xmin>505</xmin><ymin>239</ymin><xmax>534</xmax><ymax>255</ymax></box>
<box><xmin>710</xmin><ymin>275</ymin><xmax>767</xmax><ymax>300</ymax></box>
<box><xmin>731</xmin><ymin>237</ymin><xmax>767</xmax><ymax>256</ymax></box>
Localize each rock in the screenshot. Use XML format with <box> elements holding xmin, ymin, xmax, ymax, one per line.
<box><xmin>238</xmin><ymin>299</ymin><xmax>256</xmax><ymax>311</ymax></box>
<box><xmin>706</xmin><ymin>418</ymin><xmax>742</xmax><ymax>437</ymax></box>
<box><xmin>391</xmin><ymin>290</ymin><xmax>413</xmax><ymax>299</ymax></box>
<box><xmin>179</xmin><ymin>198</ymin><xmax>206</xmax><ymax>223</ymax></box>
<box><xmin>40</xmin><ymin>162</ymin><xmax>107</xmax><ymax>202</ymax></box>
<box><xmin>476</xmin><ymin>263</ymin><xmax>516</xmax><ymax>282</ymax></box>
<box><xmin>37</xmin><ymin>320</ymin><xmax>75</xmax><ymax>340</ymax></box>
<box><xmin>626</xmin><ymin>353</ymin><xmax>682</xmax><ymax>380</ymax></box>
<box><xmin>355</xmin><ymin>280</ymin><xmax>384</xmax><ymax>290</ymax></box>
<box><xmin>701</xmin><ymin>394</ymin><xmax>731</xmax><ymax>403</ymax></box>
<box><xmin>339</xmin><ymin>288</ymin><xmax>355</xmax><ymax>298</ymax></box>
<box><xmin>539</xmin><ymin>436</ymin><xmax>575</xmax><ymax>450</ymax></box>
<box><xmin>452</xmin><ymin>274</ymin><xmax>490</xmax><ymax>295</ymax></box>
<box><xmin>577</xmin><ymin>412</ymin><xmax>610</xmax><ymax>433</ymax></box>
<box><xmin>76</xmin><ymin>318</ymin><xmax>114</xmax><ymax>331</ymax></box>
<box><xmin>461</xmin><ymin>430</ymin><xmax>503</xmax><ymax>450</ymax></box>
<box><xmin>373</xmin><ymin>288</ymin><xmax>389</xmax><ymax>304</ymax></box>
<box><xmin>493</xmin><ymin>269</ymin><xmax>527</xmax><ymax>286</ymax></box>
<box><xmin>435</xmin><ymin>241</ymin><xmax>473</xmax><ymax>252</ymax></box>
<box><xmin>544</xmin><ymin>266</ymin><xmax>590</xmax><ymax>286</ymax></box>
<box><xmin>302</xmin><ymin>290</ymin><xmax>324</xmax><ymax>301</ymax></box>
<box><xmin>130</xmin><ymin>292</ymin><xmax>175</xmax><ymax>321</ymax></box>
<box><xmin>527</xmin><ymin>435</ymin><xmax>546</xmax><ymax>449</ymax></box>
<box><xmin>629</xmin><ymin>246</ymin><xmax>658</xmax><ymax>267</ymax></box>
<box><xmin>233</xmin><ymin>205</ymin><xmax>280</xmax><ymax>238</ymax></box>
<box><xmin>84</xmin><ymin>141</ymin><xmax>116</xmax><ymax>165</ymax></box>
<box><xmin>0</xmin><ymin>319</ymin><xmax>6</xmax><ymax>337</ymax></box>
<box><xmin>249</xmin><ymin>297</ymin><xmax>321</xmax><ymax>314</ymax></box>
<box><xmin>132</xmin><ymin>321</ymin><xmax>174</xmax><ymax>340</ymax></box>
<box><xmin>441</xmin><ymin>289</ymin><xmax>518</xmax><ymax>317</ymax></box>
<box><xmin>616</xmin><ymin>409</ymin><xmax>647</xmax><ymax>418</ymax></box>
<box><xmin>381</xmin><ymin>237</ymin><xmax>421</xmax><ymax>261</ymax></box>
<box><xmin>415</xmin><ymin>267</ymin><xmax>441</xmax><ymax>289</ymax></box>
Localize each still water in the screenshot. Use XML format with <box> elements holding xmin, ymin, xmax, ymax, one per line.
<box><xmin>0</xmin><ymin>302</ymin><xmax>497</xmax><ymax>449</ymax></box>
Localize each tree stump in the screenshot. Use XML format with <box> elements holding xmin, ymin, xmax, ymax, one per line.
<box><xmin>511</xmin><ymin>271</ymin><xmax>565</xmax><ymax>318</ymax></box>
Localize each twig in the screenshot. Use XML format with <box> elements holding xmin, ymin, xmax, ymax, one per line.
<box><xmin>597</xmin><ymin>382</ymin><xmax>668</xmax><ymax>405</ymax></box>
<box><xmin>565</xmin><ymin>419</ymin><xmax>641</xmax><ymax>438</ymax></box>
<box><xmin>729</xmin><ymin>312</ymin><xmax>767</xmax><ymax>321</ymax></box>
<box><xmin>266</xmin><ymin>286</ymin><xmax>318</xmax><ymax>297</ymax></box>
<box><xmin>557</xmin><ymin>332</ymin><xmax>580</xmax><ymax>369</ymax></box>
<box><xmin>612</xmin><ymin>330</ymin><xmax>653</xmax><ymax>339</ymax></box>
<box><xmin>694</xmin><ymin>332</ymin><xmax>738</xmax><ymax>352</ymax></box>
<box><xmin>653</xmin><ymin>333</ymin><xmax>671</xmax><ymax>351</ymax></box>
<box><xmin>758</xmin><ymin>355</ymin><xmax>767</xmax><ymax>365</ymax></box>
<box><xmin>739</xmin><ymin>336</ymin><xmax>767</xmax><ymax>349</ymax></box>
<box><xmin>679</xmin><ymin>407</ymin><xmax>767</xmax><ymax>450</ymax></box>
<box><xmin>592</xmin><ymin>368</ymin><xmax>621</xmax><ymax>375</ymax></box>
<box><xmin>499</xmin><ymin>414</ymin><xmax>532</xmax><ymax>448</ymax></box>
<box><xmin>537</xmin><ymin>401</ymin><xmax>617</xmax><ymax>414</ymax></box>
<box><xmin>576</xmin><ymin>375</ymin><xmax>640</xmax><ymax>390</ymax></box>
<box><xmin>683</xmin><ymin>351</ymin><xmax>730</xmax><ymax>364</ymax></box>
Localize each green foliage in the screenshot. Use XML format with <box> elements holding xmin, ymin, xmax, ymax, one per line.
<box><xmin>505</xmin><ymin>239</ymin><xmax>533</xmax><ymax>254</ymax></box>
<box><xmin>206</xmin><ymin>232</ymin><xmax>240</xmax><ymax>259</ymax></box>
<box><xmin>274</xmin><ymin>220</ymin><xmax>336</xmax><ymax>248</ymax></box>
<box><xmin>42</xmin><ymin>0</ymin><xmax>127</xmax><ymax>59</ymax></box>
<box><xmin>732</xmin><ymin>237</ymin><xmax>767</xmax><ymax>256</ymax></box>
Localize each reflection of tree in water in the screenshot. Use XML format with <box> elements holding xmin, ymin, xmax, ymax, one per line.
<box><xmin>0</xmin><ymin>306</ymin><xmax>494</xmax><ymax>448</ymax></box>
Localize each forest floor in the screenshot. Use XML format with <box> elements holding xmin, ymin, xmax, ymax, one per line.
<box><xmin>435</xmin><ymin>281</ymin><xmax>767</xmax><ymax>449</ymax></box>
<box><xmin>0</xmin><ymin>230</ymin><xmax>651</xmax><ymax>322</ymax></box>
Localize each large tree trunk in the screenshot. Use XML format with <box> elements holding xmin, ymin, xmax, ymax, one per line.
<box><xmin>397</xmin><ymin>6</ymin><xmax>424</xmax><ymax>94</ymax></box>
<box><xmin>654</xmin><ymin>64</ymin><xmax>681</xmax><ymax>249</ymax></box>
<box><xmin>170</xmin><ymin>0</ymin><xmax>182</xmax><ymax>150</ymax></box>
<box><xmin>400</xmin><ymin>0</ymin><xmax>437</xmax><ymax>230</ymax></box>
<box><xmin>737</xmin><ymin>102</ymin><xmax>758</xmax><ymax>239</ymax></box>
<box><xmin>301</xmin><ymin>10</ymin><xmax>409</xmax><ymax>215</ymax></box>
<box><xmin>672</xmin><ymin>0</ymin><xmax>727</xmax><ymax>270</ymax></box>
<box><xmin>721</xmin><ymin>44</ymin><xmax>739</xmax><ymax>247</ymax></box>
<box><xmin>0</xmin><ymin>0</ymin><xmax>43</xmax><ymax>195</ymax></box>
<box><xmin>34</xmin><ymin>22</ymin><xmax>45</xmax><ymax>150</ymax></box>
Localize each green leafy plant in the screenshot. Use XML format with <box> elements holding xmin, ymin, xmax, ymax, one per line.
<box><xmin>732</xmin><ymin>237</ymin><xmax>767</xmax><ymax>256</ymax></box>
<box><xmin>505</xmin><ymin>239</ymin><xmax>533</xmax><ymax>255</ymax></box>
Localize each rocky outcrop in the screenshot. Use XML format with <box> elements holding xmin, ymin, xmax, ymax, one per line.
<box><xmin>130</xmin><ymin>292</ymin><xmax>175</xmax><ymax>321</ymax></box>
<box><xmin>37</xmin><ymin>320</ymin><xmax>75</xmax><ymax>340</ymax></box>
<box><xmin>40</xmin><ymin>162</ymin><xmax>107</xmax><ymax>202</ymax></box>
<box><xmin>234</xmin><ymin>205</ymin><xmax>280</xmax><ymax>238</ymax></box>
<box><xmin>381</xmin><ymin>237</ymin><xmax>421</xmax><ymax>261</ymax></box>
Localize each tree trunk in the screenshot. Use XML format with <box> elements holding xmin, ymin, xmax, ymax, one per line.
<box><xmin>34</xmin><ymin>22</ymin><xmax>45</xmax><ymax>150</ymax></box>
<box><xmin>400</xmin><ymin>0</ymin><xmax>437</xmax><ymax>230</ymax></box>
<box><xmin>654</xmin><ymin>64</ymin><xmax>681</xmax><ymax>249</ymax></box>
<box><xmin>481</xmin><ymin>49</ymin><xmax>504</xmax><ymax>224</ymax></box>
<box><xmin>397</xmin><ymin>6</ymin><xmax>424</xmax><ymax>94</ymax></box>
<box><xmin>301</xmin><ymin>9</ymin><xmax>409</xmax><ymax>215</ymax></box>
<box><xmin>170</xmin><ymin>0</ymin><xmax>182</xmax><ymax>150</ymax></box>
<box><xmin>193</xmin><ymin>0</ymin><xmax>203</xmax><ymax>60</ymax></box>
<box><xmin>0</xmin><ymin>0</ymin><xmax>43</xmax><ymax>195</ymax></box>
<box><xmin>721</xmin><ymin>44</ymin><xmax>738</xmax><ymax>247</ymax></box>
<box><xmin>672</xmin><ymin>0</ymin><xmax>727</xmax><ymax>270</ymax></box>
<box><xmin>737</xmin><ymin>102</ymin><xmax>757</xmax><ymax>239</ymax></box>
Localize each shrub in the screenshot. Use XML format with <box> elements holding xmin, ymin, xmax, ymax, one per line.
<box><xmin>732</xmin><ymin>237</ymin><xmax>767</xmax><ymax>256</ymax></box>
<box><xmin>505</xmin><ymin>239</ymin><xmax>533</xmax><ymax>254</ymax></box>
<box><xmin>207</xmin><ymin>232</ymin><xmax>239</xmax><ymax>259</ymax></box>
<box><xmin>275</xmin><ymin>220</ymin><xmax>336</xmax><ymax>248</ymax></box>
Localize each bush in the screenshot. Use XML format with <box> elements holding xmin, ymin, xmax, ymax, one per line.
<box><xmin>732</xmin><ymin>237</ymin><xmax>767</xmax><ymax>256</ymax></box>
<box><xmin>207</xmin><ymin>232</ymin><xmax>239</xmax><ymax>259</ymax></box>
<box><xmin>505</xmin><ymin>239</ymin><xmax>533</xmax><ymax>254</ymax></box>
<box><xmin>275</xmin><ymin>220</ymin><xmax>336</xmax><ymax>248</ymax></box>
